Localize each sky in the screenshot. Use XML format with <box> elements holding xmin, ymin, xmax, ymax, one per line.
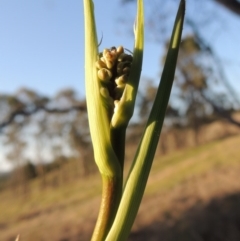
<box><xmin>0</xmin><ymin>0</ymin><xmax>240</xmax><ymax>172</ymax></box>
<box><xmin>0</xmin><ymin>0</ymin><xmax>163</xmax><ymax>98</ymax></box>
<box><xmin>0</xmin><ymin>0</ymin><xmax>239</xmax><ymax>98</ymax></box>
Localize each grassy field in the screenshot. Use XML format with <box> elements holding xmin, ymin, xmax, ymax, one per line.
<box><xmin>1</xmin><ymin>134</ymin><xmax>240</xmax><ymax>241</ymax></box>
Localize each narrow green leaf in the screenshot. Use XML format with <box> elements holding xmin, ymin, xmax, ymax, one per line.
<box><xmin>109</xmin><ymin>0</ymin><xmax>144</xmax><ymax>185</ymax></box>
<box><xmin>84</xmin><ymin>1</ymin><xmax>123</xmax><ymax>240</ymax></box>
<box><xmin>111</xmin><ymin>0</ymin><xmax>144</xmax><ymax>128</ymax></box>
<box><xmin>83</xmin><ymin>0</ymin><xmax>120</xmax><ymax>177</ymax></box>
<box><xmin>105</xmin><ymin>1</ymin><xmax>185</xmax><ymax>240</ymax></box>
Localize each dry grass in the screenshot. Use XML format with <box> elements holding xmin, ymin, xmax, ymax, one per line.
<box><xmin>0</xmin><ymin>134</ymin><xmax>240</xmax><ymax>240</ymax></box>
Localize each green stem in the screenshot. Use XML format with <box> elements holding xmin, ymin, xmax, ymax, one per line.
<box><xmin>91</xmin><ymin>175</ymin><xmax>122</xmax><ymax>241</ymax></box>
<box><xmin>105</xmin><ymin>1</ymin><xmax>185</xmax><ymax>240</ymax></box>
<box><xmin>110</xmin><ymin>127</ymin><xmax>126</xmax><ymax>172</ymax></box>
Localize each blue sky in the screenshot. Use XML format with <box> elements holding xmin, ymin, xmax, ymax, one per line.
<box><xmin>0</xmin><ymin>0</ymin><xmax>239</xmax><ymax>98</ymax></box>
<box><xmin>0</xmin><ymin>1</ymin><xmax>240</xmax><ymax>172</ymax></box>
<box><xmin>0</xmin><ymin>0</ymin><xmax>90</xmax><ymax>97</ymax></box>
<box><xmin>0</xmin><ymin>0</ymin><xmax>163</xmax><ymax>98</ymax></box>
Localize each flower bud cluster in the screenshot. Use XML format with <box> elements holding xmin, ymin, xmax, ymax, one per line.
<box><xmin>96</xmin><ymin>46</ymin><xmax>133</xmax><ymax>109</ymax></box>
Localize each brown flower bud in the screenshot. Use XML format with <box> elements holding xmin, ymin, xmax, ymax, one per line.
<box><xmin>122</xmin><ymin>67</ymin><xmax>131</xmax><ymax>75</ymax></box>
<box><xmin>115</xmin><ymin>74</ymin><xmax>128</xmax><ymax>86</ymax></box>
<box><xmin>117</xmin><ymin>46</ymin><xmax>124</xmax><ymax>56</ymax></box>
<box><xmin>95</xmin><ymin>59</ymin><xmax>107</xmax><ymax>69</ymax></box>
<box><xmin>117</xmin><ymin>61</ymin><xmax>131</xmax><ymax>75</ymax></box>
<box><xmin>118</xmin><ymin>53</ymin><xmax>133</xmax><ymax>62</ymax></box>
<box><xmin>98</xmin><ymin>68</ymin><xmax>112</xmax><ymax>81</ymax></box>
<box><xmin>103</xmin><ymin>48</ymin><xmax>118</xmax><ymax>69</ymax></box>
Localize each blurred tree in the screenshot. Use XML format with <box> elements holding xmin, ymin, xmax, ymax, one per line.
<box><xmin>129</xmin><ymin>32</ymin><xmax>240</xmax><ymax>148</ymax></box>
<box><xmin>120</xmin><ymin>0</ymin><xmax>240</xmax><ymax>16</ymax></box>
<box><xmin>3</xmin><ymin>122</ymin><xmax>26</xmax><ymax>193</ymax></box>
<box><xmin>215</xmin><ymin>0</ymin><xmax>240</xmax><ymax>15</ymax></box>
<box><xmin>23</xmin><ymin>161</ymin><xmax>38</xmax><ymax>180</ymax></box>
<box><xmin>51</xmin><ymin>89</ymin><xmax>94</xmax><ymax>176</ymax></box>
<box><xmin>137</xmin><ymin>80</ymin><xmax>180</xmax><ymax>125</ymax></box>
<box><xmin>69</xmin><ymin>124</ymin><xmax>94</xmax><ymax>176</ymax></box>
<box><xmin>127</xmin><ymin>79</ymin><xmax>180</xmax><ymax>145</ymax></box>
<box><xmin>0</xmin><ymin>88</ymin><xmax>86</xmax><ymax>130</ymax></box>
<box><xmin>174</xmin><ymin>35</ymin><xmax>240</xmax><ymax>128</ymax></box>
<box><xmin>121</xmin><ymin>0</ymin><xmax>240</xmax><ymax>126</ymax></box>
<box><xmin>0</xmin><ymin>87</ymin><xmax>92</xmax><ymax>186</ymax></box>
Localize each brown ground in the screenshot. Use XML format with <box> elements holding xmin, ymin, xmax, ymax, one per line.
<box><xmin>0</xmin><ymin>133</ymin><xmax>240</xmax><ymax>241</ymax></box>
<box><xmin>129</xmin><ymin>166</ymin><xmax>240</xmax><ymax>241</ymax></box>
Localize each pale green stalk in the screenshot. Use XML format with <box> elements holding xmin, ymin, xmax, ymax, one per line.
<box><xmin>83</xmin><ymin>0</ymin><xmax>120</xmax><ymax>178</ymax></box>
<box><xmin>110</xmin><ymin>0</ymin><xmax>144</xmax><ymax>173</ymax></box>
<box><xmin>83</xmin><ymin>1</ymin><xmax>122</xmax><ymax>240</ymax></box>
<box><xmin>111</xmin><ymin>0</ymin><xmax>144</xmax><ymax>129</ymax></box>
<box><xmin>105</xmin><ymin>1</ymin><xmax>185</xmax><ymax>240</ymax></box>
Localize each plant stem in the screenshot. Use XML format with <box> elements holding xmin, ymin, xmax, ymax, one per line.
<box><xmin>110</xmin><ymin>127</ymin><xmax>126</xmax><ymax>171</ymax></box>
<box><xmin>105</xmin><ymin>1</ymin><xmax>185</xmax><ymax>240</ymax></box>
<box><xmin>90</xmin><ymin>175</ymin><xmax>122</xmax><ymax>241</ymax></box>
